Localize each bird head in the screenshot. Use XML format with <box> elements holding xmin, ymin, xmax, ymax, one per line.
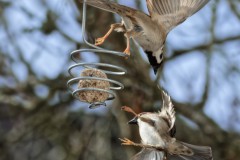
<box><xmin>128</xmin><ymin>112</ymin><xmax>170</xmax><ymax>135</ymax></box>
<box><xmin>122</xmin><ymin>107</ymin><xmax>172</xmax><ymax>145</ymax></box>
<box><xmin>145</xmin><ymin>48</ymin><xmax>163</xmax><ymax>75</ymax></box>
<box><xmin>122</xmin><ymin>91</ymin><xmax>176</xmax><ymax>142</ymax></box>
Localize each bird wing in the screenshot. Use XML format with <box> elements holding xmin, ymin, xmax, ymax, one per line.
<box><xmin>81</xmin><ymin>0</ymin><xmax>150</xmax><ymax>30</ymax></box>
<box><xmin>132</xmin><ymin>148</ymin><xmax>165</xmax><ymax>160</ymax></box>
<box><xmin>159</xmin><ymin>90</ymin><xmax>176</xmax><ymax>131</ymax></box>
<box><xmin>146</xmin><ymin>0</ymin><xmax>210</xmax><ymax>32</ymax></box>
<box><xmin>81</xmin><ymin>0</ymin><xmax>149</xmax><ymax>19</ymax></box>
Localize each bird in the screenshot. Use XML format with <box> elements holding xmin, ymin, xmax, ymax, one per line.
<box><xmin>120</xmin><ymin>91</ymin><xmax>213</xmax><ymax>160</ymax></box>
<box><xmin>79</xmin><ymin>0</ymin><xmax>210</xmax><ymax>74</ymax></box>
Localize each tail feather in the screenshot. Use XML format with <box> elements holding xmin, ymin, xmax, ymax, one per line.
<box><xmin>168</xmin><ymin>142</ymin><xmax>213</xmax><ymax>160</ymax></box>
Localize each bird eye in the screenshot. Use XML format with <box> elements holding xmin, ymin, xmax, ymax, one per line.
<box><xmin>134</xmin><ymin>25</ymin><xmax>142</xmax><ymax>32</ymax></box>
<box><xmin>150</xmin><ymin>120</ymin><xmax>155</xmax><ymax>126</ymax></box>
<box><xmin>160</xmin><ymin>53</ymin><xmax>163</xmax><ymax>60</ymax></box>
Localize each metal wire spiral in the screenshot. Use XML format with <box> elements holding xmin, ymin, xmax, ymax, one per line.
<box><xmin>67</xmin><ymin>0</ymin><xmax>128</xmax><ymax>109</ymax></box>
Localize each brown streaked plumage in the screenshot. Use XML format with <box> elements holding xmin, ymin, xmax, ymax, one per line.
<box><xmin>79</xmin><ymin>0</ymin><xmax>210</xmax><ymax>74</ymax></box>
<box><xmin>120</xmin><ymin>91</ymin><xmax>213</xmax><ymax>160</ymax></box>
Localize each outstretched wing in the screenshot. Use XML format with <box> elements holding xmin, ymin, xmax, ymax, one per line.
<box><xmin>146</xmin><ymin>0</ymin><xmax>210</xmax><ymax>32</ymax></box>
<box><xmin>159</xmin><ymin>90</ymin><xmax>175</xmax><ymax>131</ymax></box>
<box><xmin>80</xmin><ymin>0</ymin><xmax>149</xmax><ymax>18</ymax></box>
<box><xmin>80</xmin><ymin>0</ymin><xmax>150</xmax><ymax>30</ymax></box>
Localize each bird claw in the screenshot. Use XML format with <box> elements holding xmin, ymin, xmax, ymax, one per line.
<box><xmin>123</xmin><ymin>48</ymin><xmax>130</xmax><ymax>59</ymax></box>
<box><xmin>123</xmin><ymin>48</ymin><xmax>130</xmax><ymax>56</ymax></box>
<box><xmin>95</xmin><ymin>37</ymin><xmax>105</xmax><ymax>46</ymax></box>
<box><xmin>119</xmin><ymin>138</ymin><xmax>134</xmax><ymax>145</ymax></box>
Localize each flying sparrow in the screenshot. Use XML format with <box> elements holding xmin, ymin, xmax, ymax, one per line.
<box><xmin>120</xmin><ymin>91</ymin><xmax>213</xmax><ymax>160</ymax></box>
<box><xmin>79</xmin><ymin>0</ymin><xmax>210</xmax><ymax>74</ymax></box>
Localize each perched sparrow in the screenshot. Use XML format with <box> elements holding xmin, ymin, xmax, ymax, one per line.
<box><xmin>120</xmin><ymin>91</ymin><xmax>213</xmax><ymax>160</ymax></box>
<box><xmin>79</xmin><ymin>0</ymin><xmax>210</xmax><ymax>74</ymax></box>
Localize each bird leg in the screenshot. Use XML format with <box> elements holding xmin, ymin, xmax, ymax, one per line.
<box><xmin>95</xmin><ymin>23</ymin><xmax>123</xmax><ymax>46</ymax></box>
<box><xmin>121</xmin><ymin>106</ymin><xmax>138</xmax><ymax>116</ymax></box>
<box><xmin>123</xmin><ymin>32</ymin><xmax>131</xmax><ymax>56</ymax></box>
<box><xmin>119</xmin><ymin>138</ymin><xmax>165</xmax><ymax>151</ymax></box>
<box><xmin>123</xmin><ymin>29</ymin><xmax>140</xmax><ymax>56</ymax></box>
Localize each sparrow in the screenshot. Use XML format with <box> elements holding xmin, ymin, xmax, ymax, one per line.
<box><xmin>79</xmin><ymin>0</ymin><xmax>210</xmax><ymax>74</ymax></box>
<box><xmin>120</xmin><ymin>91</ymin><xmax>213</xmax><ymax>160</ymax></box>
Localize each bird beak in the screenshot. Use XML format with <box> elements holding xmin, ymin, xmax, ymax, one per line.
<box><xmin>128</xmin><ymin>116</ymin><xmax>138</xmax><ymax>125</ymax></box>
<box><xmin>153</xmin><ymin>66</ymin><xmax>159</xmax><ymax>75</ymax></box>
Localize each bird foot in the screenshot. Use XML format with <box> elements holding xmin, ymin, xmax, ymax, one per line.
<box><xmin>119</xmin><ymin>138</ymin><xmax>135</xmax><ymax>146</ymax></box>
<box><xmin>95</xmin><ymin>37</ymin><xmax>105</xmax><ymax>46</ymax></box>
<box><xmin>123</xmin><ymin>48</ymin><xmax>130</xmax><ymax>59</ymax></box>
<box><xmin>123</xmin><ymin>48</ymin><xmax>130</xmax><ymax>56</ymax></box>
<box><xmin>121</xmin><ymin>106</ymin><xmax>138</xmax><ymax>116</ymax></box>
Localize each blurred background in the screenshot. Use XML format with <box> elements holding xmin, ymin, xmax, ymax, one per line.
<box><xmin>0</xmin><ymin>0</ymin><xmax>240</xmax><ymax>159</ymax></box>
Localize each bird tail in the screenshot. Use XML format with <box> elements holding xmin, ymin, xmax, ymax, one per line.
<box><xmin>79</xmin><ymin>0</ymin><xmax>136</xmax><ymax>16</ymax></box>
<box><xmin>168</xmin><ymin>142</ymin><xmax>213</xmax><ymax>160</ymax></box>
<box><xmin>132</xmin><ymin>148</ymin><xmax>165</xmax><ymax>160</ymax></box>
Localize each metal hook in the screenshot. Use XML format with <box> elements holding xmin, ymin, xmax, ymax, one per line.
<box><xmin>67</xmin><ymin>0</ymin><xmax>128</xmax><ymax>109</ymax></box>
